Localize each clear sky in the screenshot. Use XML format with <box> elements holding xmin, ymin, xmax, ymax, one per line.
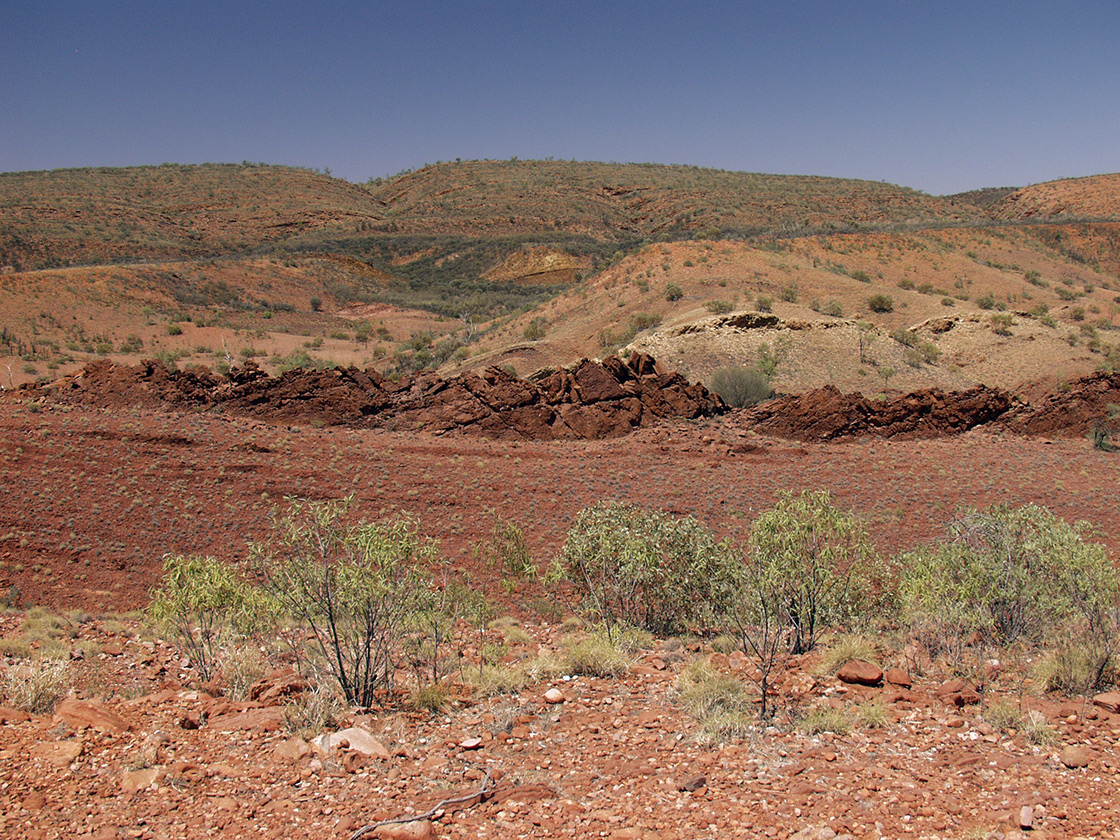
<box><xmin>2</xmin><ymin>1</ymin><xmax>1117</xmax><ymax>195</ymax></box>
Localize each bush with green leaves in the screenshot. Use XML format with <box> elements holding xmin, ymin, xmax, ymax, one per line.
<box><xmin>252</xmin><ymin>497</ymin><xmax>435</xmax><ymax>707</ymax></box>
<box><xmin>553</xmin><ymin>501</ymin><xmax>734</xmax><ymax>638</ymax></box>
<box><xmin>867</xmin><ymin>293</ymin><xmax>894</xmax><ymax>313</ymax></box>
<box><xmin>900</xmin><ymin>504</ymin><xmax>1120</xmax><ymax>667</ymax></box>
<box><xmin>720</xmin><ymin>490</ymin><xmax>880</xmax><ymax>717</ymax></box>
<box><xmin>746</xmin><ymin>490</ymin><xmax>880</xmax><ymax>655</ymax></box>
<box><xmin>148</xmin><ymin>553</ymin><xmax>271</xmax><ymax>682</ymax></box>
<box><xmin>709</xmin><ymin>366</ymin><xmax>773</xmax><ymax>408</ymax></box>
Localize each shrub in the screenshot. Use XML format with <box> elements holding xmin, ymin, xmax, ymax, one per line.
<box><xmin>553</xmin><ymin>501</ymin><xmax>734</xmax><ymax>638</ymax></box>
<box><xmin>167</xmin><ymin>323</ymin><xmax>183</xmax><ymax>336</ymax></box>
<box><xmin>148</xmin><ymin>554</ymin><xmax>271</xmax><ymax>682</ymax></box>
<box><xmin>822</xmin><ymin>299</ymin><xmax>844</xmax><ymax>317</ymax></box>
<box><xmin>522</xmin><ymin>318</ymin><xmax>547</xmax><ymax>341</ymax></box>
<box><xmin>309</xmin><ymin>296</ymin><xmax>323</xmax><ymax>312</ymax></box>
<box><xmin>756</xmin><ymin>295</ymin><xmax>773</xmax><ymax>312</ymax></box>
<box><xmin>664</xmin><ymin>283</ymin><xmax>684</xmax><ymax>301</ymax></box>
<box><xmin>709</xmin><ymin>366</ymin><xmax>773</xmax><ymax>408</ymax></box>
<box><xmin>900</xmin><ymin>504</ymin><xmax>1120</xmax><ymax>657</ymax></box>
<box><xmin>867</xmin><ymin>293</ymin><xmax>894</xmax><ymax>313</ymax></box>
<box><xmin>253</xmin><ymin>497</ymin><xmax>435</xmax><ymax>707</ymax></box>
<box><xmin>706</xmin><ymin>299</ymin><xmax>734</xmax><ymax>314</ymax></box>
<box><xmin>720</xmin><ymin>490</ymin><xmax>880</xmax><ymax>717</ymax></box>
<box><xmin>976</xmin><ymin>292</ymin><xmax>996</xmax><ymax>310</ymax></box>
<box><xmin>779</xmin><ymin>285</ymin><xmax>798</xmax><ymax>303</ymax></box>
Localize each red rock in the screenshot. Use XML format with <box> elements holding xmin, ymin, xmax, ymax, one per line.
<box><xmin>208</xmin><ymin>706</ymin><xmax>284</xmax><ymax>732</ymax></box>
<box><xmin>55</xmin><ymin>699</ymin><xmax>130</xmax><ymax>734</ymax></box>
<box><xmin>274</xmin><ymin>737</ymin><xmax>312</xmax><ymax>762</ymax></box>
<box><xmin>370</xmin><ymin>819</ymin><xmax>434</xmax><ymax>840</ymax></box>
<box><xmin>836</xmin><ymin>660</ymin><xmax>883</xmax><ymax>686</ymax></box>
<box><xmin>247</xmin><ymin>667</ymin><xmax>308</xmax><ymax>706</ymax></box>
<box><xmin>884</xmin><ymin>667</ymin><xmax>912</xmax><ymax>688</ymax></box>
<box><xmin>1093</xmin><ymin>691</ymin><xmax>1120</xmax><ymax>714</ymax></box>
<box><xmin>0</xmin><ymin>704</ymin><xmax>32</xmax><ymax>724</ymax></box>
<box><xmin>120</xmin><ymin>767</ymin><xmax>160</xmax><ymax>793</ymax></box>
<box><xmin>1060</xmin><ymin>745</ymin><xmax>1091</xmax><ymax>768</ymax></box>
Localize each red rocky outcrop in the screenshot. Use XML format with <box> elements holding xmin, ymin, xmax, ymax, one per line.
<box><xmin>40</xmin><ymin>352</ymin><xmax>724</xmax><ymax>441</ymax></box>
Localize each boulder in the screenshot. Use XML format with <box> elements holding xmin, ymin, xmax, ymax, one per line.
<box><xmin>836</xmin><ymin>660</ymin><xmax>883</xmax><ymax>686</ymax></box>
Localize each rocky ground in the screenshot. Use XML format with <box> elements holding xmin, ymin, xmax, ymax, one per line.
<box><xmin>2</xmin><ymin>613</ymin><xmax>1120</xmax><ymax>840</ymax></box>
<box><xmin>2</xmin><ymin>358</ymin><xmax>1120</xmax><ymax>839</ymax></box>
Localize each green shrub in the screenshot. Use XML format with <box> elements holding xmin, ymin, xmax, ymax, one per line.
<box><xmin>709</xmin><ymin>366</ymin><xmax>773</xmax><ymax>408</ymax></box>
<box><xmin>253</xmin><ymin>497</ymin><xmax>435</xmax><ymax>707</ymax></box>
<box><xmin>148</xmin><ymin>554</ymin><xmax>271</xmax><ymax>682</ymax></box>
<box><xmin>756</xmin><ymin>295</ymin><xmax>773</xmax><ymax>312</ymax></box>
<box><xmin>867</xmin><ymin>293</ymin><xmax>893</xmax><ymax>313</ymax></box>
<box><xmin>779</xmin><ymin>285</ymin><xmax>798</xmax><ymax>303</ymax></box>
<box><xmin>822</xmin><ymin>299</ymin><xmax>844</xmax><ymax>317</ymax></box>
<box><xmin>706</xmin><ymin>299</ymin><xmax>734</xmax><ymax>314</ymax></box>
<box><xmin>665</xmin><ymin>282</ymin><xmax>684</xmax><ymax>301</ymax></box>
<box><xmin>553</xmin><ymin>501</ymin><xmax>734</xmax><ymax>638</ymax></box>
<box><xmin>900</xmin><ymin>504</ymin><xmax>1120</xmax><ymax>657</ymax></box>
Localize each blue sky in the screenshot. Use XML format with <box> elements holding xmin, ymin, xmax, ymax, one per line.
<box><xmin>2</xmin><ymin>1</ymin><xmax>1117</xmax><ymax>194</ymax></box>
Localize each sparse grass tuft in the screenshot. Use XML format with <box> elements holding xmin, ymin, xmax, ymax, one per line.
<box><xmin>410</xmin><ymin>682</ymin><xmax>451</xmax><ymax>713</ymax></box>
<box><xmin>219</xmin><ymin>644</ymin><xmax>270</xmax><ymax>700</ymax></box>
<box><xmin>798</xmin><ymin>706</ymin><xmax>851</xmax><ymax>736</ymax></box>
<box><xmin>853</xmin><ymin>699</ymin><xmax>889</xmax><ymax>729</ymax></box>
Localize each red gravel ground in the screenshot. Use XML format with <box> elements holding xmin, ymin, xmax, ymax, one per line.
<box><xmin>2</xmin><ymin>399</ymin><xmax>1120</xmax><ymax>840</ymax></box>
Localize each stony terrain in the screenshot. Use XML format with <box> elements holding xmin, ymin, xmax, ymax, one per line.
<box><xmin>3</xmin><ymin>611</ymin><xmax>1120</xmax><ymax>840</ymax></box>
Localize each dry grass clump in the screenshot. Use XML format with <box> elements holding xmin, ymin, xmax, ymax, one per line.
<box><xmin>814</xmin><ymin>633</ymin><xmax>881</xmax><ymax>676</ymax></box>
<box><xmin>283</xmin><ymin>680</ymin><xmax>344</xmax><ymax>736</ymax></box>
<box><xmin>219</xmin><ymin>644</ymin><xmax>270</xmax><ymax>700</ymax></box>
<box><xmin>2</xmin><ymin>657</ymin><xmax>71</xmax><ymax>714</ymax></box>
<box><xmin>675</xmin><ymin>659</ymin><xmax>754</xmax><ymax>744</ymax></box>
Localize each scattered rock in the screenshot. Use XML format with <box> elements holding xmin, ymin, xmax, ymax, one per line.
<box><xmin>459</xmin><ymin>737</ymin><xmax>483</xmax><ymax>750</ymax></box>
<box><xmin>29</xmin><ymin>739</ymin><xmax>83</xmax><ymax>766</ymax></box>
<box><xmin>1060</xmin><ymin>745</ymin><xmax>1091</xmax><ymax>768</ymax></box>
<box><xmin>677</xmin><ymin>774</ymin><xmax>707</xmax><ymax>792</ymax></box>
<box><xmin>543</xmin><ymin>688</ymin><xmax>565</xmax><ymax>704</ymax></box>
<box><xmin>1019</xmin><ymin>804</ymin><xmax>1034</xmax><ymax>830</ymax></box>
<box><xmin>837</xmin><ymin>660</ymin><xmax>883</xmax><ymax>686</ymax></box>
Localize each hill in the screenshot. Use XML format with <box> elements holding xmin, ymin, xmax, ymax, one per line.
<box><xmin>1</xmin><ymin>160</ymin><xmax>1119</xmax><ymax>395</ymax></box>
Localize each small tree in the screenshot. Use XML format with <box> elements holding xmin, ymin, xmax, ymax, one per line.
<box><xmin>747</xmin><ymin>490</ymin><xmax>880</xmax><ymax>655</ymax></box>
<box><xmin>253</xmin><ymin>497</ymin><xmax>435</xmax><ymax>707</ymax></box>
<box><xmin>148</xmin><ymin>554</ymin><xmax>269</xmax><ymax>682</ymax></box>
